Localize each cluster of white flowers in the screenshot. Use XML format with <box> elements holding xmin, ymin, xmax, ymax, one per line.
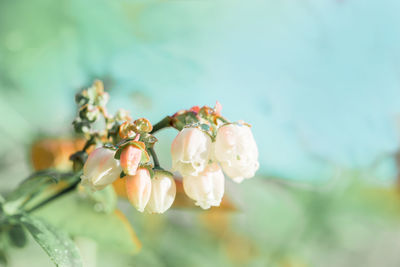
<box><xmin>81</xmin><ymin>121</ymin><xmax>258</xmax><ymax>212</ymax></box>
<box><xmin>81</xmin><ymin>146</ymin><xmax>176</xmax><ymax>214</ymax></box>
<box><xmin>79</xmin><ymin>95</ymin><xmax>259</xmax><ymax>213</ymax></box>
<box><xmin>171</xmin><ymin>123</ymin><xmax>259</xmax><ymax>209</ymax></box>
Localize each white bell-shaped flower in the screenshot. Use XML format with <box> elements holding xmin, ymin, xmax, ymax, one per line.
<box><xmin>81</xmin><ymin>147</ymin><xmax>122</xmax><ymax>191</ymax></box>
<box><xmin>171</xmin><ymin>127</ymin><xmax>212</xmax><ymax>176</ymax></box>
<box><xmin>146</xmin><ymin>170</ymin><xmax>176</xmax><ymax>214</ymax></box>
<box><xmin>183</xmin><ymin>163</ymin><xmax>225</xmax><ymax>209</ymax></box>
<box><xmin>126</xmin><ymin>168</ymin><xmax>152</xmax><ymax>212</ymax></box>
<box><xmin>213</xmin><ymin>123</ymin><xmax>259</xmax><ymax>183</ymax></box>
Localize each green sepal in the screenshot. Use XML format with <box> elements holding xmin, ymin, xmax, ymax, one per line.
<box><xmin>152</xmin><ymin>169</ymin><xmax>173</xmax><ymax>179</ymax></box>
<box><xmin>114</xmin><ymin>141</ymin><xmax>150</xmax><ymax>164</ymax></box>
<box><xmin>103</xmin><ymin>143</ymin><xmax>117</xmax><ymax>150</ymax></box>
<box><xmin>172</xmin><ymin>112</ymin><xmax>199</xmax><ymax>131</ymax></box>
<box><xmin>69</xmin><ymin>151</ymin><xmax>88</xmax><ymax>172</ymax></box>
<box><xmin>140</xmin><ymin>163</ymin><xmax>155</xmax><ymax>179</ymax></box>
<box><xmin>140</xmin><ymin>133</ymin><xmax>158</xmax><ymax>148</ymax></box>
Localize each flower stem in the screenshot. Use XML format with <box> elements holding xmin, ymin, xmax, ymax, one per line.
<box><xmin>150</xmin><ymin>116</ymin><xmax>172</xmax><ymax>134</ymax></box>
<box><xmin>148</xmin><ymin>147</ymin><xmax>161</xmax><ymax>169</ymax></box>
<box><xmin>82</xmin><ymin>136</ymin><xmax>96</xmax><ymax>151</ymax></box>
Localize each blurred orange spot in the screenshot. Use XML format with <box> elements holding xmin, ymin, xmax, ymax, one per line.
<box><xmin>199</xmin><ymin>211</ymin><xmax>230</xmax><ymax>237</ymax></box>
<box><xmin>31</xmin><ymin>138</ymin><xmax>86</xmax><ymax>171</ymax></box>
<box><xmin>114</xmin><ymin>209</ymin><xmax>142</xmax><ymax>252</ymax></box>
<box><xmin>112</xmin><ymin>177</ymin><xmax>127</xmax><ymax>199</ymax></box>
<box><xmin>279</xmin><ymin>258</ymin><xmax>310</xmax><ymax>267</ymax></box>
<box><xmin>223</xmin><ymin>234</ymin><xmax>258</xmax><ymax>264</ymax></box>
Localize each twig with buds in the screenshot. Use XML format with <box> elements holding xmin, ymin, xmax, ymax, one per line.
<box><xmin>73</xmin><ymin>80</ymin><xmax>259</xmax><ymax>213</ymax></box>
<box><xmin>0</xmin><ymin>80</ymin><xmax>259</xmax><ymax>267</ymax></box>
<box><xmin>8</xmin><ymin>80</ymin><xmax>260</xmax><ymax>216</ymax></box>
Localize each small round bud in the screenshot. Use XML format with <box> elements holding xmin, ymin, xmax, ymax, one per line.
<box><xmin>133</xmin><ymin>118</ymin><xmax>153</xmax><ymax>133</ymax></box>
<box><xmin>119</xmin><ymin>122</ymin><xmax>136</xmax><ymax>139</ymax></box>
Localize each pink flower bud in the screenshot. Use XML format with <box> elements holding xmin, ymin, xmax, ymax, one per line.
<box><xmin>171</xmin><ymin>127</ymin><xmax>212</xmax><ymax>176</ymax></box>
<box><xmin>126</xmin><ymin>168</ymin><xmax>152</xmax><ymax>212</ymax></box>
<box><xmin>189</xmin><ymin>105</ymin><xmax>200</xmax><ymax>113</ymax></box>
<box><xmin>120</xmin><ymin>145</ymin><xmax>142</xmax><ymax>176</ymax></box>
<box><xmin>81</xmin><ymin>147</ymin><xmax>121</xmax><ymax>191</ymax></box>
<box><xmin>214</xmin><ymin>101</ymin><xmax>222</xmax><ymax>116</ymax></box>
<box><xmin>146</xmin><ymin>171</ymin><xmax>176</xmax><ymax>214</ymax></box>
<box><xmin>183</xmin><ymin>163</ymin><xmax>224</xmax><ymax>209</ymax></box>
<box><xmin>213</xmin><ymin>123</ymin><xmax>259</xmax><ymax>183</ymax></box>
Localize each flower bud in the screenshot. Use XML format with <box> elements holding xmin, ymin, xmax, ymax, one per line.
<box><xmin>81</xmin><ymin>147</ymin><xmax>121</xmax><ymax>191</ymax></box>
<box><xmin>126</xmin><ymin>168</ymin><xmax>152</xmax><ymax>212</ymax></box>
<box><xmin>213</xmin><ymin>124</ymin><xmax>259</xmax><ymax>183</ymax></box>
<box><xmin>120</xmin><ymin>145</ymin><xmax>142</xmax><ymax>176</ymax></box>
<box><xmin>183</xmin><ymin>163</ymin><xmax>224</xmax><ymax>209</ymax></box>
<box><xmin>146</xmin><ymin>171</ymin><xmax>176</xmax><ymax>214</ymax></box>
<box><xmin>171</xmin><ymin>127</ymin><xmax>212</xmax><ymax>176</ymax></box>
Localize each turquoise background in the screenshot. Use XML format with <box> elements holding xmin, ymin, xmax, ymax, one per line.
<box><xmin>1</xmin><ymin>0</ymin><xmax>399</xmax><ymax>183</ymax></box>
<box><xmin>2</xmin><ymin>1</ymin><xmax>400</xmax><ymax>266</ymax></box>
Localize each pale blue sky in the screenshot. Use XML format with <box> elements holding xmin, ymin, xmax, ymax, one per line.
<box><xmin>1</xmin><ymin>0</ymin><xmax>400</xmax><ymax>181</ymax></box>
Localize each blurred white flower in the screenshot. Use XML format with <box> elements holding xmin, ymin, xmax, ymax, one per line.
<box><xmin>171</xmin><ymin>127</ymin><xmax>212</xmax><ymax>176</ymax></box>
<box><xmin>125</xmin><ymin>168</ymin><xmax>152</xmax><ymax>212</ymax></box>
<box><xmin>183</xmin><ymin>163</ymin><xmax>224</xmax><ymax>209</ymax></box>
<box><xmin>213</xmin><ymin>123</ymin><xmax>259</xmax><ymax>183</ymax></box>
<box><xmin>81</xmin><ymin>147</ymin><xmax>121</xmax><ymax>191</ymax></box>
<box><xmin>146</xmin><ymin>170</ymin><xmax>176</xmax><ymax>214</ymax></box>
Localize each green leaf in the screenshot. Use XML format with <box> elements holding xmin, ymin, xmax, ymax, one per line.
<box><xmin>6</xmin><ymin>170</ymin><xmax>66</xmax><ymax>202</ymax></box>
<box><xmin>0</xmin><ymin>250</ymin><xmax>8</xmax><ymax>266</ymax></box>
<box><xmin>4</xmin><ymin>171</ymin><xmax>80</xmax><ymax>215</ymax></box>
<box><xmin>7</xmin><ymin>224</ymin><xmax>27</xmax><ymax>248</ymax></box>
<box><xmin>0</xmin><ymin>194</ymin><xmax>4</xmax><ymax>217</ymax></box>
<box><xmin>34</xmin><ymin>191</ymin><xmax>141</xmax><ymax>254</ymax></box>
<box><xmin>17</xmin><ymin>214</ymin><xmax>82</xmax><ymax>267</ymax></box>
<box><xmin>3</xmin><ymin>170</ymin><xmax>64</xmax><ymax>215</ymax></box>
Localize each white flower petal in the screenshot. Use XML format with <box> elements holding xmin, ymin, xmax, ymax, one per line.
<box><xmin>214</xmin><ymin>124</ymin><xmax>259</xmax><ymax>182</ymax></box>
